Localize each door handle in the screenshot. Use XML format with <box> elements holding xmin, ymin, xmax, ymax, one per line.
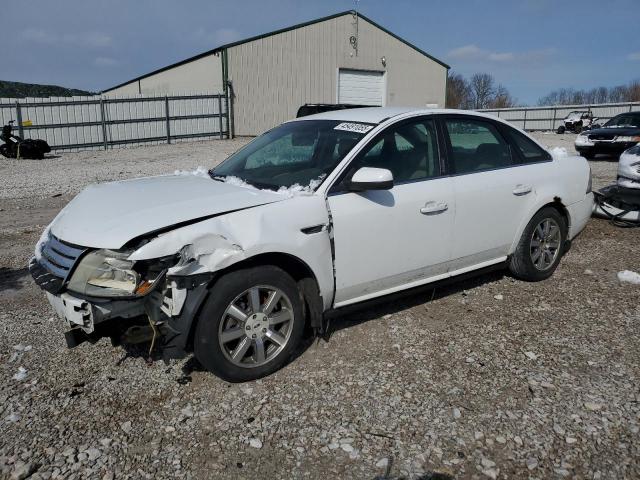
<box><xmin>513</xmin><ymin>184</ymin><xmax>532</xmax><ymax>196</ymax></box>
<box><xmin>420</xmin><ymin>201</ymin><xmax>448</xmax><ymax>215</ymax></box>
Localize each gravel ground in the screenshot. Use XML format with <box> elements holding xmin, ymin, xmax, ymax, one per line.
<box><xmin>1</xmin><ymin>133</ymin><xmax>639</xmax><ymax>480</ymax></box>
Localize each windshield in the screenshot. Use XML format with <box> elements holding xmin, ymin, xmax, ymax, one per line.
<box><xmin>210</xmin><ymin>120</ymin><xmax>372</xmax><ymax>190</ymax></box>
<box><xmin>604</xmin><ymin>114</ymin><xmax>640</xmax><ymax>128</ymax></box>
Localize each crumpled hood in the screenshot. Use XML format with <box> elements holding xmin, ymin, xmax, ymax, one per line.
<box><xmin>50</xmin><ymin>174</ymin><xmax>286</xmax><ymax>249</ymax></box>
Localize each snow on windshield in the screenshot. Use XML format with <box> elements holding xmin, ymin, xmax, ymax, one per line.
<box><xmin>217</xmin><ymin>174</ymin><xmax>327</xmax><ymax>197</ymax></box>
<box><xmin>174</xmin><ymin>167</ymin><xmax>326</xmax><ymax>197</ymax></box>
<box><xmin>174</xmin><ymin>166</ymin><xmax>210</xmax><ymax>177</ymax></box>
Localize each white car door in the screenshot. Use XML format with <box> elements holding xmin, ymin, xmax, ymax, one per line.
<box><xmin>441</xmin><ymin>116</ymin><xmax>541</xmax><ymax>271</ymax></box>
<box><xmin>327</xmin><ymin>117</ymin><xmax>455</xmax><ymax>307</ymax></box>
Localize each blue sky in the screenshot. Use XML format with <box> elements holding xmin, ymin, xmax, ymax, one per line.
<box><xmin>3</xmin><ymin>0</ymin><xmax>639</xmax><ymax>105</ymax></box>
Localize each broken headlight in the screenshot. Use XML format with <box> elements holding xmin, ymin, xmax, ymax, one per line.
<box><xmin>67</xmin><ymin>249</ymin><xmax>176</xmax><ymax>298</ymax></box>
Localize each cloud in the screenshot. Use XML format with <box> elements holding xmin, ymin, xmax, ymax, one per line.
<box><xmin>447</xmin><ymin>44</ymin><xmax>555</xmax><ymax>64</ymax></box>
<box><xmin>214</xmin><ymin>28</ymin><xmax>242</xmax><ymax>44</ymax></box>
<box><xmin>191</xmin><ymin>27</ymin><xmax>242</xmax><ymax>46</ymax></box>
<box><xmin>94</xmin><ymin>56</ymin><xmax>118</xmax><ymax>67</ymax></box>
<box><xmin>488</xmin><ymin>52</ymin><xmax>515</xmax><ymax>62</ymax></box>
<box><xmin>21</xmin><ymin>28</ymin><xmax>112</xmax><ymax>48</ymax></box>
<box><xmin>448</xmin><ymin>44</ymin><xmax>484</xmax><ymax>60</ymax></box>
<box><xmin>628</xmin><ymin>52</ymin><xmax>640</xmax><ymax>61</ymax></box>
<box><xmin>21</xmin><ymin>28</ymin><xmax>57</xmax><ymax>44</ymax></box>
<box><xmin>71</xmin><ymin>32</ymin><xmax>112</xmax><ymax>48</ymax></box>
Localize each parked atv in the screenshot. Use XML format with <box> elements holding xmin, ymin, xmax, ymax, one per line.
<box><xmin>0</xmin><ymin>120</ymin><xmax>51</xmax><ymax>159</ymax></box>
<box><xmin>556</xmin><ymin>110</ymin><xmax>600</xmax><ymax>134</ymax></box>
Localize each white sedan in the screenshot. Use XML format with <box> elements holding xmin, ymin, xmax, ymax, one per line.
<box><xmin>30</xmin><ymin>108</ymin><xmax>594</xmax><ymax>381</ymax></box>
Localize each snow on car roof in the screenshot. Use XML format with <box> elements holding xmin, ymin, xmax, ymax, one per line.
<box><xmin>289</xmin><ymin>107</ymin><xmax>503</xmax><ymax>125</ymax></box>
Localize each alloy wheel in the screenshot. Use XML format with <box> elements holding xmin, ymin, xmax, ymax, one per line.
<box><xmin>217</xmin><ymin>285</ymin><xmax>294</xmax><ymax>368</ymax></box>
<box><xmin>530</xmin><ymin>218</ymin><xmax>561</xmax><ymax>271</ymax></box>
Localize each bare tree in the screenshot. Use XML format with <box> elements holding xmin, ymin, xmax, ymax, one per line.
<box><xmin>488</xmin><ymin>84</ymin><xmax>516</xmax><ymax>108</ymax></box>
<box><xmin>537</xmin><ymin>79</ymin><xmax>640</xmax><ymax>105</ymax></box>
<box><xmin>446</xmin><ymin>72</ymin><xmax>516</xmax><ymax>109</ymax></box>
<box><xmin>446</xmin><ymin>72</ymin><xmax>472</xmax><ymax>109</ymax></box>
<box><xmin>470</xmin><ymin>73</ymin><xmax>495</xmax><ymax>109</ymax></box>
<box><xmin>627</xmin><ymin>80</ymin><xmax>640</xmax><ymax>102</ymax></box>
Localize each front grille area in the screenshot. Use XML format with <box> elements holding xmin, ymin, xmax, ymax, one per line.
<box><xmin>30</xmin><ymin>233</ymin><xmax>86</xmax><ymax>294</ymax></box>
<box><xmin>589</xmin><ymin>134</ymin><xmax>615</xmax><ymax>141</ymax></box>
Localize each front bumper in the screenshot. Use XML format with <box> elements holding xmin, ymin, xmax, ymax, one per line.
<box><xmin>576</xmin><ymin>142</ymin><xmax>637</xmax><ymax>156</ymax></box>
<box><xmin>45</xmin><ymin>291</ymin><xmax>146</xmax><ymax>334</ymax></box>
<box><xmin>33</xmin><ymin>253</ymin><xmax>209</xmax><ymax>358</ymax></box>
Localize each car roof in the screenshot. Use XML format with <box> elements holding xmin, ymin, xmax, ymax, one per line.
<box><xmin>289</xmin><ymin>107</ymin><xmax>503</xmax><ymax>125</ymax></box>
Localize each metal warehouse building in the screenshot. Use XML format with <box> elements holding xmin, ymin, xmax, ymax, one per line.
<box><xmin>105</xmin><ymin>11</ymin><xmax>449</xmax><ymax>136</ymax></box>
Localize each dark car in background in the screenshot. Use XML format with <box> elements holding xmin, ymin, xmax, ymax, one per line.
<box><xmin>296</xmin><ymin>103</ymin><xmax>367</xmax><ymax>118</ymax></box>
<box><xmin>575</xmin><ymin>112</ymin><xmax>640</xmax><ymax>159</ymax></box>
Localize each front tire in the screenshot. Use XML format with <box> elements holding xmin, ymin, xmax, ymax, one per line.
<box><xmin>194</xmin><ymin>265</ymin><xmax>305</xmax><ymax>382</ymax></box>
<box><xmin>509</xmin><ymin>207</ymin><xmax>567</xmax><ymax>281</ymax></box>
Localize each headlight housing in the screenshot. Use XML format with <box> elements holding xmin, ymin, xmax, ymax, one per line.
<box><xmin>67</xmin><ymin>249</ymin><xmax>176</xmax><ymax>298</ymax></box>
<box><xmin>575</xmin><ymin>134</ymin><xmax>593</xmax><ymax>146</ymax></box>
<box><xmin>614</xmin><ymin>135</ymin><xmax>640</xmax><ymax>143</ymax></box>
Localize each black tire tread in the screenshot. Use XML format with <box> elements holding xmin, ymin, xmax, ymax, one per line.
<box><xmin>509</xmin><ymin>207</ymin><xmax>567</xmax><ymax>282</ymax></box>
<box><xmin>193</xmin><ymin>265</ymin><xmax>304</xmax><ymax>382</ymax></box>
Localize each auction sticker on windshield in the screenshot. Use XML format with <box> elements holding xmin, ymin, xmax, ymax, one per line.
<box><xmin>334</xmin><ymin>122</ymin><xmax>374</xmax><ymax>133</ymax></box>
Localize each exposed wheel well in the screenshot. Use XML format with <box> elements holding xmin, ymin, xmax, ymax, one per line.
<box><xmin>546</xmin><ymin>198</ymin><xmax>571</xmax><ymax>230</ymax></box>
<box><xmin>223</xmin><ymin>252</ymin><xmax>317</xmax><ymax>285</ymax></box>
<box><xmin>201</xmin><ymin>253</ymin><xmax>323</xmax><ymax>335</ymax></box>
<box><xmin>510</xmin><ymin>200</ymin><xmax>571</xmax><ymax>257</ymax></box>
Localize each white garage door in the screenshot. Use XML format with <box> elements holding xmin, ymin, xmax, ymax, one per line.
<box><xmin>338</xmin><ymin>69</ymin><xmax>385</xmax><ymax>106</ymax></box>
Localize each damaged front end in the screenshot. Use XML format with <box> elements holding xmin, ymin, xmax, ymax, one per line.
<box><xmin>29</xmin><ymin>231</ymin><xmax>212</xmax><ymax>360</ymax></box>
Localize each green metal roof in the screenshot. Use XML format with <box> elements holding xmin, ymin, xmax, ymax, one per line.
<box><xmin>105</xmin><ymin>10</ymin><xmax>449</xmax><ymax>93</ymax></box>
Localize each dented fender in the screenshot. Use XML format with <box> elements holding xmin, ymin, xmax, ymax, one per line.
<box><xmin>129</xmin><ymin>195</ymin><xmax>335</xmax><ymax>310</ymax></box>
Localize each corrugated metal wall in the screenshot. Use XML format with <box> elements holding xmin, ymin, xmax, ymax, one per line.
<box><xmin>0</xmin><ymin>94</ymin><xmax>228</xmax><ymax>151</ymax></box>
<box><xmin>105</xmin><ymin>53</ymin><xmax>224</xmax><ymax>97</ymax></box>
<box><xmin>480</xmin><ymin>102</ymin><xmax>640</xmax><ymax>131</ymax></box>
<box><xmin>227</xmin><ymin>13</ymin><xmax>447</xmax><ymax>135</ymax></box>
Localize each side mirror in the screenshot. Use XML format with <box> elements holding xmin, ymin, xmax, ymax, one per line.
<box><xmin>347</xmin><ymin>167</ymin><xmax>393</xmax><ymax>192</ymax></box>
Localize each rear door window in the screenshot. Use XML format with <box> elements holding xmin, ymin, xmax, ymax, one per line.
<box><xmin>444</xmin><ymin>118</ymin><xmax>513</xmax><ymax>174</ymax></box>
<box><xmin>502</xmin><ymin>126</ymin><xmax>552</xmax><ymax>164</ymax></box>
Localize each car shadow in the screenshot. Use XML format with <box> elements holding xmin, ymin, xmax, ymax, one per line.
<box><xmin>0</xmin><ymin>267</ymin><xmax>30</xmax><ymax>292</ymax></box>
<box><xmin>115</xmin><ymin>266</ymin><xmax>506</xmax><ymax>383</ymax></box>
<box><xmin>115</xmin><ymin>340</ymin><xmax>204</xmax><ymax>385</ymax></box>
<box><xmin>590</xmin><ymin>153</ymin><xmax>621</xmax><ymax>162</ymax></box>
<box><xmin>323</xmin><ymin>267</ymin><xmax>505</xmax><ymax>338</ymax></box>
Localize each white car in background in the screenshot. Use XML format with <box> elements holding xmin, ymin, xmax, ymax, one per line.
<box><xmin>30</xmin><ymin>108</ymin><xmax>594</xmax><ymax>382</ymax></box>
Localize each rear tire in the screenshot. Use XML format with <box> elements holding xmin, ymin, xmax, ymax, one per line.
<box><xmin>0</xmin><ymin>144</ymin><xmax>16</xmax><ymax>158</ymax></box>
<box><xmin>509</xmin><ymin>207</ymin><xmax>567</xmax><ymax>282</ymax></box>
<box><xmin>194</xmin><ymin>265</ymin><xmax>305</xmax><ymax>382</ymax></box>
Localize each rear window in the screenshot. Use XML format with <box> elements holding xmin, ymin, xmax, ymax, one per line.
<box><xmin>605</xmin><ymin>114</ymin><xmax>640</xmax><ymax>128</ymax></box>
<box><xmin>503</xmin><ymin>127</ymin><xmax>552</xmax><ymax>163</ymax></box>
